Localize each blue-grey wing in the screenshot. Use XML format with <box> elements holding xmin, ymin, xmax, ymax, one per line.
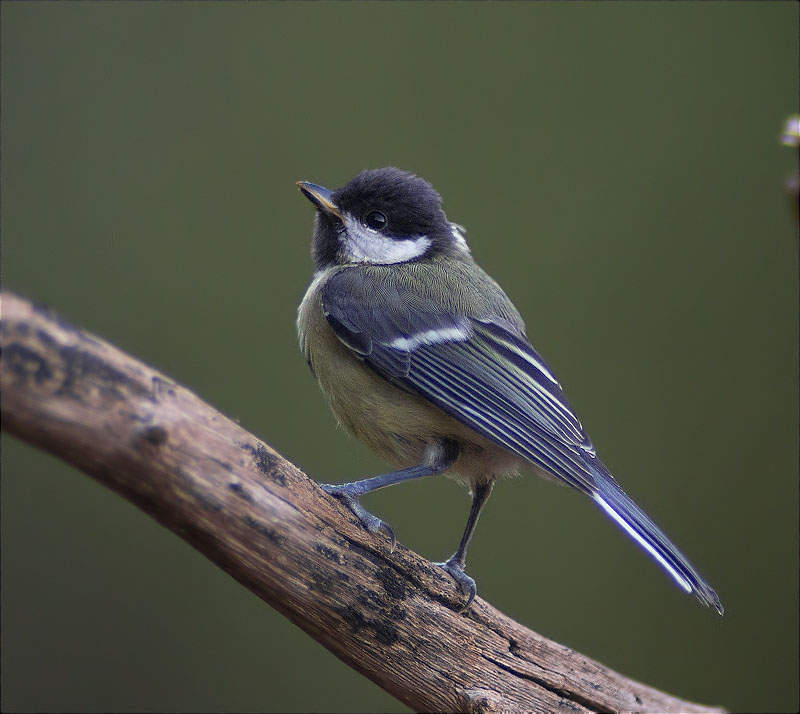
<box><xmin>321</xmin><ymin>270</ymin><xmax>599</xmax><ymax>493</ymax></box>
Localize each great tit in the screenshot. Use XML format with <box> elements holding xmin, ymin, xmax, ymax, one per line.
<box><xmin>297</xmin><ymin>167</ymin><xmax>722</xmax><ymax>614</ymax></box>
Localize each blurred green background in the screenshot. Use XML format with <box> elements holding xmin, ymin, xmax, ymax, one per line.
<box><xmin>1</xmin><ymin>3</ymin><xmax>797</xmax><ymax>712</ymax></box>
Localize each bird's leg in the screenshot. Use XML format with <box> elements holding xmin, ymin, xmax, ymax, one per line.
<box><xmin>436</xmin><ymin>478</ymin><xmax>495</xmax><ymax>611</ymax></box>
<box><xmin>320</xmin><ymin>439</ymin><xmax>459</xmax><ymax>551</ymax></box>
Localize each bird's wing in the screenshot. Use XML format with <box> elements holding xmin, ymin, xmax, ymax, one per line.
<box><xmin>321</xmin><ymin>267</ymin><xmax>599</xmax><ymax>493</ymax></box>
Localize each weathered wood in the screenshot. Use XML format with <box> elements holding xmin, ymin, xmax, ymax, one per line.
<box><xmin>0</xmin><ymin>290</ymin><xmax>724</xmax><ymax>714</ymax></box>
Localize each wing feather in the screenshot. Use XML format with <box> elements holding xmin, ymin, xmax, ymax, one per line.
<box><xmin>410</xmin><ymin>345</ymin><xmax>593</xmax><ymax>489</ymax></box>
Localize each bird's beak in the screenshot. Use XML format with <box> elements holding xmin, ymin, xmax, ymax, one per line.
<box><xmin>297</xmin><ymin>181</ymin><xmax>343</xmax><ymax>221</ymax></box>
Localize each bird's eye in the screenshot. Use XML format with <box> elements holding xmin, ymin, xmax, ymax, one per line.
<box><xmin>365</xmin><ymin>211</ymin><xmax>388</xmax><ymax>231</ymax></box>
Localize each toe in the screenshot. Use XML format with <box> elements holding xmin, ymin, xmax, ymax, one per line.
<box><xmin>435</xmin><ymin>560</ymin><xmax>477</xmax><ymax>611</ymax></box>
<box><xmin>320</xmin><ymin>484</ymin><xmax>396</xmax><ymax>551</ymax></box>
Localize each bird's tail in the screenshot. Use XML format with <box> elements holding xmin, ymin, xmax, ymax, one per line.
<box><xmin>588</xmin><ymin>461</ymin><xmax>723</xmax><ymax>615</ymax></box>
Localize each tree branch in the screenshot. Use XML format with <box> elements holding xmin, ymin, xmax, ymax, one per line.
<box><xmin>0</xmin><ymin>290</ymin><xmax>723</xmax><ymax>714</ymax></box>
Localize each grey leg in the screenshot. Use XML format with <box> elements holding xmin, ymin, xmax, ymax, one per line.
<box><xmin>321</xmin><ymin>439</ymin><xmax>459</xmax><ymax>550</ymax></box>
<box><xmin>437</xmin><ymin>478</ymin><xmax>495</xmax><ymax>611</ymax></box>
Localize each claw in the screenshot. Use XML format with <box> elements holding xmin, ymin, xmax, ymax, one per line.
<box><xmin>321</xmin><ymin>483</ymin><xmax>396</xmax><ymax>551</ymax></box>
<box><xmin>379</xmin><ymin>520</ymin><xmax>397</xmax><ymax>553</ymax></box>
<box><xmin>435</xmin><ymin>558</ymin><xmax>477</xmax><ymax>612</ymax></box>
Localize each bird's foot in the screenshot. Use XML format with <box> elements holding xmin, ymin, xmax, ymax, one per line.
<box><xmin>320</xmin><ymin>484</ymin><xmax>396</xmax><ymax>552</ymax></box>
<box><xmin>435</xmin><ymin>557</ymin><xmax>477</xmax><ymax>612</ymax></box>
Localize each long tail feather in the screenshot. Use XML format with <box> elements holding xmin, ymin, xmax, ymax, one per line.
<box><xmin>588</xmin><ymin>462</ymin><xmax>723</xmax><ymax>615</ymax></box>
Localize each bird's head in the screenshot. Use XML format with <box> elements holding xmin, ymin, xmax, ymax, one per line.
<box><xmin>298</xmin><ymin>167</ymin><xmax>469</xmax><ymax>270</ymax></box>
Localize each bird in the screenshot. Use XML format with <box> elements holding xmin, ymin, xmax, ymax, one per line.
<box><xmin>296</xmin><ymin>166</ymin><xmax>723</xmax><ymax>614</ymax></box>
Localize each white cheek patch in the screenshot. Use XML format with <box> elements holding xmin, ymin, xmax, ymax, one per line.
<box><xmin>340</xmin><ymin>215</ymin><xmax>432</xmax><ymax>264</ymax></box>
